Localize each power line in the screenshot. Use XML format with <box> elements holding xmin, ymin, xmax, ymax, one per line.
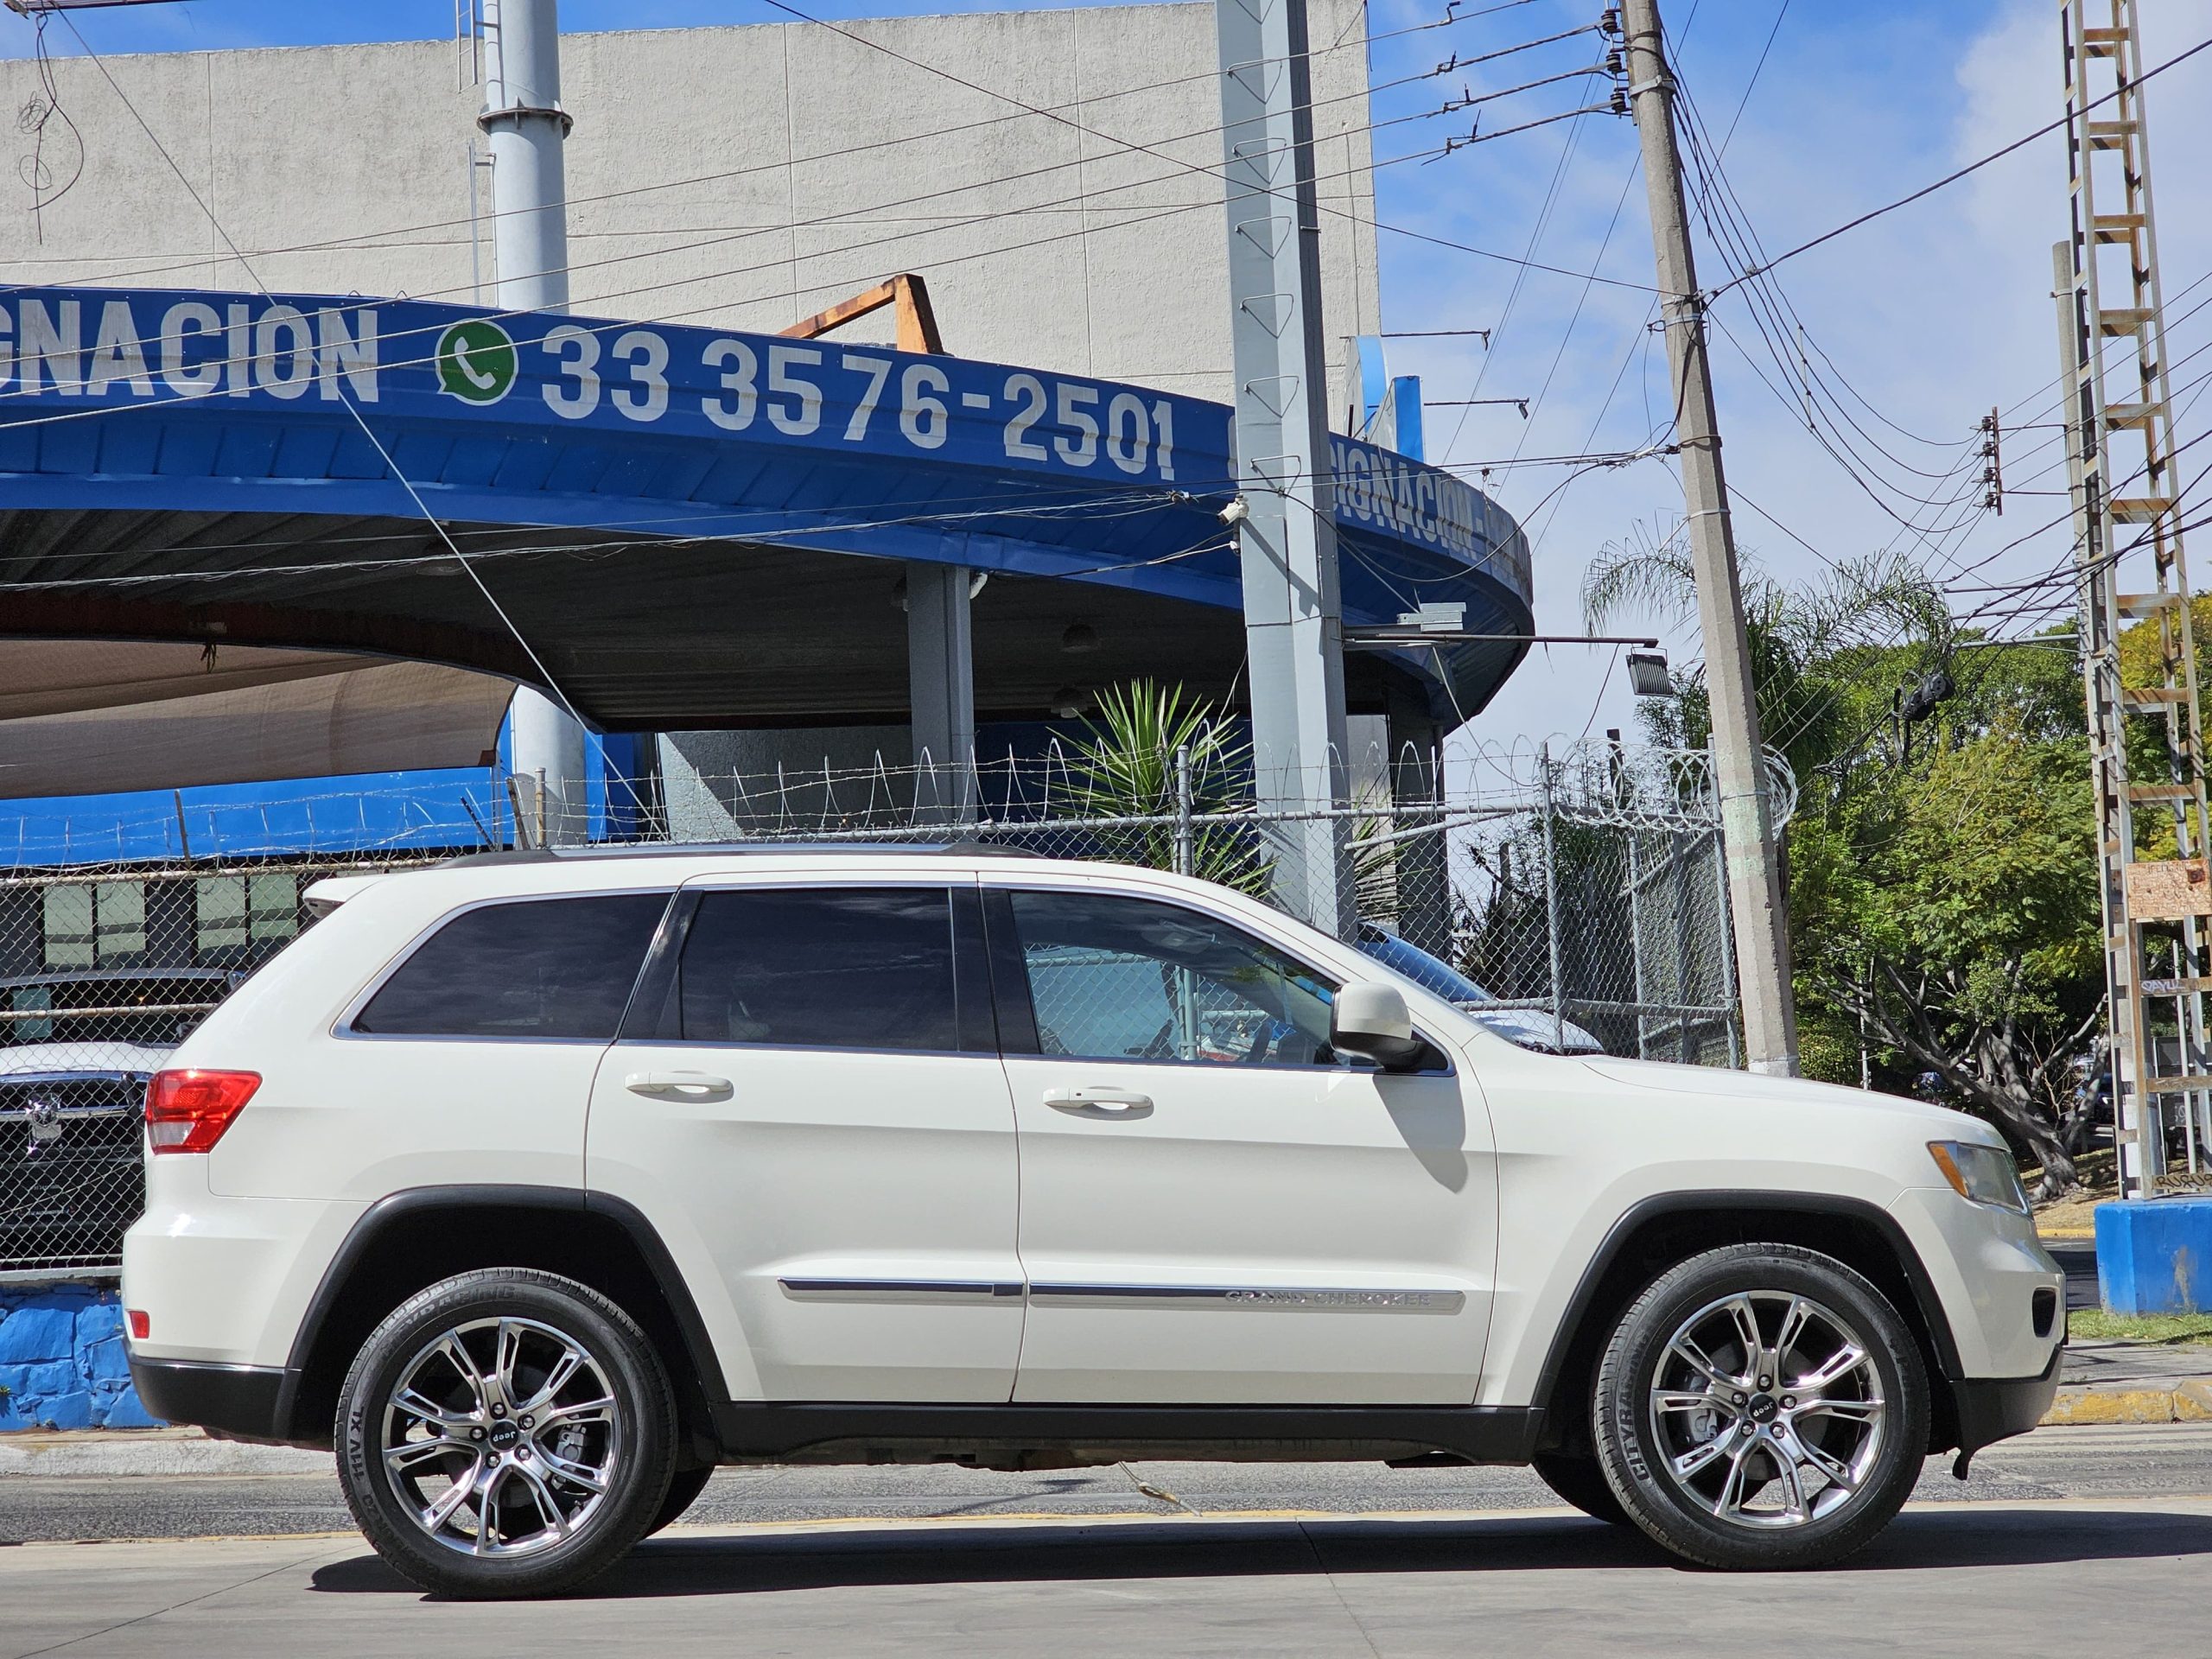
<box><xmin>0</xmin><ymin>23</ymin><xmax>1664</xmax><ymax>432</ymax></box>
<box><xmin>10</xmin><ymin>3</ymin><xmax>1654</xmax><ymax>331</ymax></box>
<box><xmin>1</xmin><ymin>1</ymin><xmax>1491</xmax><ymax>302</ymax></box>
<box><xmin>1706</xmin><ymin>29</ymin><xmax>2212</xmax><ymax>300</ymax></box>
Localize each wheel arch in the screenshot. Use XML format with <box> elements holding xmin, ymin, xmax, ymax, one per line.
<box><xmin>276</xmin><ymin>1184</ymin><xmax>726</xmax><ymax>1461</ymax></box>
<box><xmin>1529</xmin><ymin>1192</ymin><xmax>1965</xmax><ymax>1458</ymax></box>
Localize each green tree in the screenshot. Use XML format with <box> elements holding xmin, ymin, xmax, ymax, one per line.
<box><xmin>1587</xmin><ymin>537</ymin><xmax>2101</xmax><ymax>1195</ymax></box>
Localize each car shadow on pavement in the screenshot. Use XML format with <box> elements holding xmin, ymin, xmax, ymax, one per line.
<box><xmin>307</xmin><ymin>1506</ymin><xmax>2212</xmax><ymax>1600</ymax></box>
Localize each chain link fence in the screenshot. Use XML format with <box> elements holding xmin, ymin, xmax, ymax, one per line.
<box><xmin>0</xmin><ymin>740</ymin><xmax>1789</xmax><ymax>1278</ymax></box>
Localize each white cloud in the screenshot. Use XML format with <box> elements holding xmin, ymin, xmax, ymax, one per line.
<box><xmin>1371</xmin><ymin>0</ymin><xmax>2212</xmax><ymax>765</ymax></box>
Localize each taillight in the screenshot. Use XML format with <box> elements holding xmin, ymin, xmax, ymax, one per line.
<box><xmin>145</xmin><ymin>1069</ymin><xmax>261</xmax><ymax>1154</ymax></box>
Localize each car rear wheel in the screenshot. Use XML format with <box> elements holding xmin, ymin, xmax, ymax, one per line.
<box><xmin>336</xmin><ymin>1268</ymin><xmax>677</xmax><ymax>1599</ymax></box>
<box><xmin>1590</xmin><ymin>1243</ymin><xmax>1927</xmax><ymax>1570</ymax></box>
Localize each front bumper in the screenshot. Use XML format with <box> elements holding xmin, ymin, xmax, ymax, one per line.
<box><xmin>128</xmin><ymin>1356</ymin><xmax>294</xmax><ymax>1445</ymax></box>
<box><xmin>1952</xmin><ymin>1344</ymin><xmax>2063</xmax><ymax>1459</ymax></box>
<box><xmin>1889</xmin><ymin>1185</ymin><xmax>2065</xmax><ymax>1379</ymax></box>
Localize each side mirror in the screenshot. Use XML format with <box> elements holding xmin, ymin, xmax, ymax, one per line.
<box><xmin>1331</xmin><ymin>981</ymin><xmax>1427</xmax><ymax>1072</ymax></box>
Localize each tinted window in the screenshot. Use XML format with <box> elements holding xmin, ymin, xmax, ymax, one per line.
<box><xmin>677</xmin><ymin>887</ymin><xmax>957</xmax><ymax>1052</ymax></box>
<box><xmin>355</xmin><ymin>893</ymin><xmax>669</xmax><ymax>1039</ymax></box>
<box><xmin>1006</xmin><ymin>890</ymin><xmax>1343</xmax><ymax>1067</ymax></box>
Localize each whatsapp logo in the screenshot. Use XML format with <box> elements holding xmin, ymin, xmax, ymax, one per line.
<box><xmin>435</xmin><ymin>319</ymin><xmax>518</xmax><ymax>404</ymax></box>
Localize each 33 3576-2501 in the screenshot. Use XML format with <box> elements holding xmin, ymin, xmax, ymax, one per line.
<box><xmin>534</xmin><ymin>325</ymin><xmax>1180</xmax><ymax>478</ymax></box>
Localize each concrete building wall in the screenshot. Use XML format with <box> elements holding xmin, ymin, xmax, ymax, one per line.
<box><xmin>0</xmin><ymin>3</ymin><xmax>1382</xmax><ymax>403</ymax></box>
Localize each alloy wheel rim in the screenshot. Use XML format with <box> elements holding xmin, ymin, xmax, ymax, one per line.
<box><xmin>1646</xmin><ymin>1289</ymin><xmax>1886</xmax><ymax>1530</ymax></box>
<box><xmin>378</xmin><ymin>1315</ymin><xmax>623</xmax><ymax>1558</ymax></box>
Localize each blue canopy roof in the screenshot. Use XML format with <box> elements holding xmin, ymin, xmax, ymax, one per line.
<box><xmin>0</xmin><ymin>287</ymin><xmax>1533</xmax><ymax>726</ymax></box>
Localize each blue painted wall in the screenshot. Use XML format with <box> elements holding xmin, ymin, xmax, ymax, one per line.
<box><xmin>0</xmin><ymin>711</ymin><xmax>650</xmax><ymax>867</ymax></box>
<box><xmin>0</xmin><ymin>1285</ymin><xmax>156</xmax><ymax>1431</ymax></box>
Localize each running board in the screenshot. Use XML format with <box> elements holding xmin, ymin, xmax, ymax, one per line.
<box><xmin>707</xmin><ymin>1402</ymin><xmax>1546</xmax><ymax>1469</ymax></box>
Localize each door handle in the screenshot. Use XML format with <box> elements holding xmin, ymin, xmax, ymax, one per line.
<box><xmin>1043</xmin><ymin>1085</ymin><xmax>1154</xmax><ymax>1119</ymax></box>
<box><xmin>625</xmin><ymin>1070</ymin><xmax>734</xmax><ymax>1101</ymax></box>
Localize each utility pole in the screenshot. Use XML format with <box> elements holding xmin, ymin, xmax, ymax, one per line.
<box><xmin>1620</xmin><ymin>0</ymin><xmax>1799</xmax><ymax>1075</ymax></box>
<box><xmin>1215</xmin><ymin>0</ymin><xmax>1354</xmax><ymax>935</ymax></box>
<box><xmin>480</xmin><ymin>0</ymin><xmax>588</xmax><ymax>846</ymax></box>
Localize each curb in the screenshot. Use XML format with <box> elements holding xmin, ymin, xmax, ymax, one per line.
<box><xmin>2042</xmin><ymin>1380</ymin><xmax>2212</xmax><ymax>1425</ymax></box>
<box><xmin>0</xmin><ymin>1428</ymin><xmax>332</xmax><ymax>1478</ymax></box>
<box><xmin>6</xmin><ymin>1382</ymin><xmax>2212</xmax><ymax>1478</ymax></box>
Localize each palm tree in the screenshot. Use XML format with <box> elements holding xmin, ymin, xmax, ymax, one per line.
<box><xmin>1058</xmin><ymin>679</ymin><xmax>1270</xmax><ymax>894</ymax></box>
<box><xmin>1580</xmin><ymin>521</ymin><xmax>1952</xmax><ymax>785</ymax></box>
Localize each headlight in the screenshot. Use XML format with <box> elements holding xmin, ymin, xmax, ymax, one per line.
<box><xmin>1928</xmin><ymin>1141</ymin><xmax>2029</xmax><ymax>1213</ymax></box>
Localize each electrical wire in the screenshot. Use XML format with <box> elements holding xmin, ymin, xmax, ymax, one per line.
<box><xmin>0</xmin><ymin>3</ymin><xmax>1686</xmax><ymax>430</ymax></box>
<box><xmin>1704</xmin><ymin>29</ymin><xmax>2212</xmax><ymax>300</ymax></box>
<box><xmin>52</xmin><ymin>11</ymin><xmax>638</xmax><ymax>818</ymax></box>
<box><xmin>3</xmin><ymin>0</ymin><xmax>1519</xmax><ymax>303</ymax></box>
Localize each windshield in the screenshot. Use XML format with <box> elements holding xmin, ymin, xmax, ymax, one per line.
<box><xmin>1355</xmin><ymin>931</ymin><xmax>1496</xmax><ymax>1006</ymax></box>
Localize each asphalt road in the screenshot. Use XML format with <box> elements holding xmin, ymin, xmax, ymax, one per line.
<box><xmin>2</xmin><ymin>1494</ymin><xmax>2207</xmax><ymax>1658</ymax></box>
<box><xmin>3</xmin><ymin>1426</ymin><xmax>2211</xmax><ymax>1656</ymax></box>
<box><xmin>7</xmin><ymin>1423</ymin><xmax>2212</xmax><ymax>1542</ymax></box>
<box><xmin>2047</xmin><ymin>1239</ymin><xmax>2101</xmax><ymax>1310</ymax></box>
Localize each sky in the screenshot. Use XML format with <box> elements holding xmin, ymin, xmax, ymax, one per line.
<box><xmin>5</xmin><ymin>0</ymin><xmax>2209</xmax><ymax>766</ymax></box>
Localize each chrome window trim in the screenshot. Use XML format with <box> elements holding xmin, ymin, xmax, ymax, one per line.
<box><xmin>333</xmin><ymin>887</ymin><xmax>678</xmax><ymax>1043</ymax></box>
<box><xmin>676</xmin><ymin>874</ymin><xmax>976</xmax><ymax>893</ymax></box>
<box><xmin>612</xmin><ymin>1037</ymin><xmax>995</xmax><ymax>1061</ymax></box>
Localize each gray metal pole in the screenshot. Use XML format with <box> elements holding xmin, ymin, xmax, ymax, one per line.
<box><xmin>1622</xmin><ymin>0</ymin><xmax>1798</xmax><ymax>1074</ymax></box>
<box><xmin>906</xmin><ymin>563</ymin><xmax>976</xmax><ymax>823</ymax></box>
<box><xmin>480</xmin><ymin>0</ymin><xmax>571</xmax><ymax>313</ymax></box>
<box><xmin>1539</xmin><ymin>742</ymin><xmax>1568</xmax><ymax>1055</ymax></box>
<box><xmin>1174</xmin><ymin>744</ymin><xmax>1196</xmax><ymax>879</ymax></box>
<box><xmin>1711</xmin><ymin>807</ymin><xmax>1741</xmax><ymax>1069</ymax></box>
<box><xmin>1173</xmin><ymin>743</ymin><xmax>1200</xmax><ymax>1058</ymax></box>
<box><xmin>481</xmin><ymin>0</ymin><xmax>588</xmax><ymax>844</ymax></box>
<box><xmin>1215</xmin><ymin>0</ymin><xmax>1353</xmax><ymax>936</ymax></box>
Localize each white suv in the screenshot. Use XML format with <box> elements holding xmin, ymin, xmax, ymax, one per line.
<box><xmin>123</xmin><ymin>847</ymin><xmax>2063</xmax><ymax>1597</ymax></box>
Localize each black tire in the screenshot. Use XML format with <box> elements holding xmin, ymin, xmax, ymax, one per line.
<box><xmin>1590</xmin><ymin>1243</ymin><xmax>1928</xmax><ymax>1571</ymax></box>
<box><xmin>336</xmin><ymin>1268</ymin><xmax>677</xmax><ymax>1599</ymax></box>
<box><xmin>644</xmin><ymin>1463</ymin><xmax>715</xmax><ymax>1537</ymax></box>
<box><xmin>1531</xmin><ymin>1452</ymin><xmax>1630</xmax><ymax>1526</ymax></box>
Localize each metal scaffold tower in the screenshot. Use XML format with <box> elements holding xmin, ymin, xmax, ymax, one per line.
<box><xmin>2056</xmin><ymin>0</ymin><xmax>2212</xmax><ymax>1199</ymax></box>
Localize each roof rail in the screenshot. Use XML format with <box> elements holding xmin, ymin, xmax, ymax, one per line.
<box><xmin>435</xmin><ymin>839</ymin><xmax>1046</xmax><ymax>869</ymax></box>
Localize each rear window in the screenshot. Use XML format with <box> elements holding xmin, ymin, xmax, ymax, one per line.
<box><xmin>676</xmin><ymin>887</ymin><xmax>957</xmax><ymax>1052</ymax></box>
<box><xmin>355</xmin><ymin>893</ymin><xmax>670</xmax><ymax>1039</ymax></box>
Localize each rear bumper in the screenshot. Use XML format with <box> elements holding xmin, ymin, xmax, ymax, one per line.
<box><xmin>1952</xmin><ymin>1345</ymin><xmax>2063</xmax><ymax>1459</ymax></box>
<box><xmin>127</xmin><ymin>1356</ymin><xmax>298</xmax><ymax>1446</ymax></box>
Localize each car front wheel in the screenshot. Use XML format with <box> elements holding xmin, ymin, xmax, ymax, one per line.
<box><xmin>335</xmin><ymin>1268</ymin><xmax>677</xmax><ymax>1598</ymax></box>
<box><xmin>1591</xmin><ymin>1243</ymin><xmax>1928</xmax><ymax>1569</ymax></box>
<box><xmin>1530</xmin><ymin>1452</ymin><xmax>1630</xmax><ymax>1526</ymax></box>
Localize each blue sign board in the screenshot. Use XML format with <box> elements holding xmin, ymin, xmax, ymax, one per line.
<box><xmin>0</xmin><ymin>288</ymin><xmax>1529</xmax><ymax>603</ymax></box>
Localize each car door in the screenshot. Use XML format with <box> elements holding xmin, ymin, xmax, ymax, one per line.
<box><xmin>992</xmin><ymin>880</ymin><xmax>1496</xmax><ymax>1406</ymax></box>
<box><xmin>219</xmin><ymin>887</ymin><xmax>673</xmax><ymax>1203</ymax></box>
<box><xmin>585</xmin><ymin>877</ymin><xmax>1024</xmax><ymax>1402</ymax></box>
